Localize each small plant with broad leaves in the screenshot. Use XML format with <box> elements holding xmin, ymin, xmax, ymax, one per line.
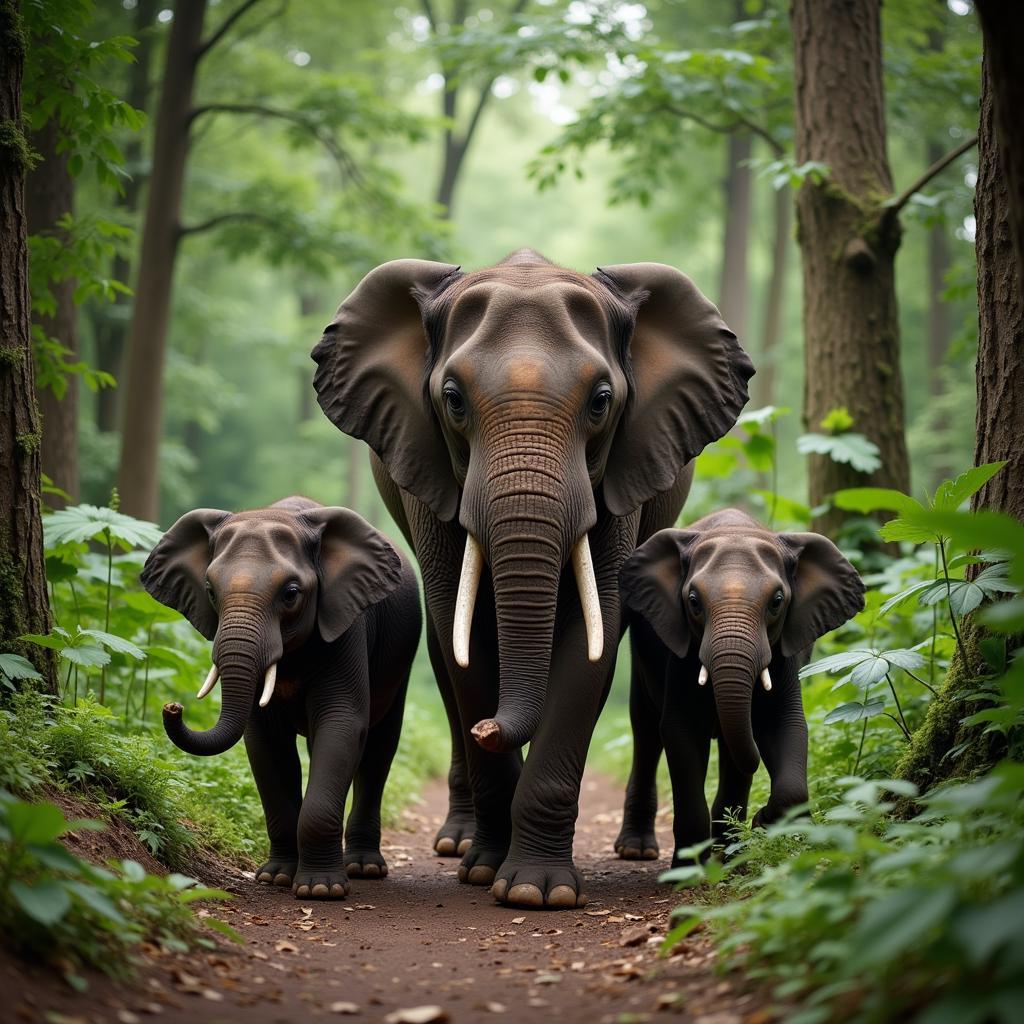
<box><xmin>796</xmin><ymin>406</ymin><xmax>882</xmax><ymax>476</ymax></box>
<box><xmin>0</xmin><ymin>790</ymin><xmax>239</xmax><ymax>988</ymax></box>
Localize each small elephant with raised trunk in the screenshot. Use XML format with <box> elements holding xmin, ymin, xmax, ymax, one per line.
<box><xmin>140</xmin><ymin>496</ymin><xmax>421</xmax><ymax>900</ymax></box>
<box><xmin>616</xmin><ymin>509</ymin><xmax>864</xmax><ymax>864</ymax></box>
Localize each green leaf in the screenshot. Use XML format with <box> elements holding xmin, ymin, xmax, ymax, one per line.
<box><xmin>849</xmin><ymin>887</ymin><xmax>956</xmax><ymax>968</ymax></box>
<box><xmin>5</xmin><ymin>800</ymin><xmax>73</xmax><ymax>843</ymax></box>
<box><xmin>932</xmin><ymin>461</ymin><xmax>1007</xmax><ymax>512</ymax></box>
<box><xmin>824</xmin><ymin>699</ymin><xmax>886</xmax><ymax>724</ymax></box>
<box><xmin>19</xmin><ymin>630</ymin><xmax>70</xmax><ymax>651</ymax></box>
<box><xmin>801</xmin><ymin>650</ymin><xmax>877</xmax><ymax>678</ymax></box>
<box><xmin>43</xmin><ymin>504</ymin><xmax>162</xmax><ymax>552</ymax></box>
<box><xmin>820</xmin><ymin>406</ymin><xmax>854</xmax><ymax>433</ymax></box>
<box><xmin>77</xmin><ymin>629</ymin><xmax>145</xmax><ymax>660</ymax></box>
<box><xmin>833</xmin><ymin>488</ymin><xmax>924</xmax><ymax>516</ymax></box>
<box><xmin>60</xmin><ymin>644</ymin><xmax>110</xmax><ymax>669</ymax></box>
<box><xmin>796</xmin><ymin>433</ymin><xmax>881</xmax><ymax>474</ymax></box>
<box><xmin>203</xmin><ymin>917</ymin><xmax>245</xmax><ymax>944</ymax></box>
<box><xmin>849</xmin><ymin>656</ymin><xmax>889</xmax><ymax>687</ymax></box>
<box><xmin>0</xmin><ymin>653</ymin><xmax>43</xmax><ymax>682</ymax></box>
<box><xmin>11</xmin><ymin>879</ymin><xmax>72</xmax><ymax>925</ymax></box>
<box><xmin>65</xmin><ymin>880</ymin><xmax>128</xmax><ymax>925</ymax></box>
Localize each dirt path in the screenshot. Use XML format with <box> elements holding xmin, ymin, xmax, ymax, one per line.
<box><xmin>8</xmin><ymin>774</ymin><xmax>764</xmax><ymax>1024</ymax></box>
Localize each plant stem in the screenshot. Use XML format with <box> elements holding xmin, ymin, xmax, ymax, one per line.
<box><xmin>938</xmin><ymin>538</ymin><xmax>967</xmax><ymax>664</ymax></box>
<box><xmin>883</xmin><ymin>711</ymin><xmax>911</xmax><ymax>740</ymax></box>
<box><xmin>884</xmin><ymin>673</ymin><xmax>912</xmax><ymax>739</ymax></box>
<box><xmin>769</xmin><ymin>418</ymin><xmax>779</xmax><ymax>528</ymax></box>
<box><xmin>903</xmin><ymin>669</ymin><xmax>938</xmax><ymax>696</ymax></box>
<box><xmin>930</xmin><ymin>544</ymin><xmax>939</xmax><ymax>686</ymax></box>
<box><xmin>101</xmin><ymin>528</ymin><xmax>113</xmax><ymax>704</ymax></box>
<box><xmin>854</xmin><ymin>718</ymin><xmax>868</xmax><ymax>774</ymax></box>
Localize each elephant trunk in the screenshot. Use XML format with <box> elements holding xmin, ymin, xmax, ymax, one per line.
<box><xmin>703</xmin><ymin>606</ymin><xmax>767</xmax><ymax>776</ymax></box>
<box><xmin>163</xmin><ymin>601</ymin><xmax>279</xmax><ymax>757</ymax></box>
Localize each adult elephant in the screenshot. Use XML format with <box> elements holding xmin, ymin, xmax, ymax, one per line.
<box><xmin>311</xmin><ymin>249</ymin><xmax>753</xmax><ymax>908</ymax></box>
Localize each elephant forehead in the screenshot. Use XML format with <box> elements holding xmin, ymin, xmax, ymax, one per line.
<box><xmin>692</xmin><ymin>536</ymin><xmax>787</xmax><ymax>581</ymax></box>
<box><xmin>214</xmin><ymin>521</ymin><xmax>307</xmax><ymax>568</ymax></box>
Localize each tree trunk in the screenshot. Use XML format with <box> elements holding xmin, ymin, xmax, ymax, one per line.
<box><xmin>0</xmin><ymin>0</ymin><xmax>56</xmax><ymax>691</ymax></box>
<box><xmin>117</xmin><ymin>0</ymin><xmax>207</xmax><ymax>522</ymax></box>
<box><xmin>792</xmin><ymin>0</ymin><xmax>910</xmax><ymax>537</ymax></box>
<box><xmin>717</xmin><ymin>131</ymin><xmax>751</xmax><ymax>343</ymax></box>
<box><xmin>94</xmin><ymin>0</ymin><xmax>157</xmax><ymax>434</ymax></box>
<box><xmin>756</xmin><ymin>183</ymin><xmax>791</xmax><ymax>406</ymax></box>
<box><xmin>926</xmin><ymin>139</ymin><xmax>953</xmax><ymax>400</ymax></box>
<box><xmin>27</xmin><ymin>117</ymin><xmax>78</xmax><ymax>504</ymax></box>
<box><xmin>298</xmin><ymin>291</ymin><xmax>318</xmax><ymax>422</ymax></box>
<box><xmin>975</xmin><ymin>2</ymin><xmax>1024</xmax><ymax>300</ymax></box>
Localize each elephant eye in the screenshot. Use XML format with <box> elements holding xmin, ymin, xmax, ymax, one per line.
<box><xmin>769</xmin><ymin>589</ymin><xmax>785</xmax><ymax>614</ymax></box>
<box><xmin>589</xmin><ymin>384</ymin><xmax>612</xmax><ymax>420</ymax></box>
<box><xmin>282</xmin><ymin>583</ymin><xmax>302</xmax><ymax>608</ymax></box>
<box><xmin>687</xmin><ymin>589</ymin><xmax>702</xmax><ymax>616</ymax></box>
<box><xmin>205</xmin><ymin>580</ymin><xmax>218</xmax><ymax>610</ymax></box>
<box><xmin>442</xmin><ymin>382</ymin><xmax>466</xmax><ymax>421</ymax></box>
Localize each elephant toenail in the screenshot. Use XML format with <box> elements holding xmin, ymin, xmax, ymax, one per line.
<box><xmin>467</xmin><ymin>865</ymin><xmax>496</xmax><ymax>886</ymax></box>
<box><xmin>311</xmin><ymin>883</ymin><xmax>329</xmax><ymax>898</ymax></box>
<box><xmin>435</xmin><ymin>837</ymin><xmax>456</xmax><ymax>856</ymax></box>
<box><xmin>296</xmin><ymin>885</ymin><xmax>310</xmax><ymax>898</ymax></box>
<box><xmin>457</xmin><ymin>838</ymin><xmax>472</xmax><ymax>855</ymax></box>
<box><xmin>330</xmin><ymin>884</ymin><xmax>346</xmax><ymax>898</ymax></box>
<box><xmin>257</xmin><ymin>872</ymin><xmax>273</xmax><ymax>883</ymax></box>
<box><xmin>362</xmin><ymin>864</ymin><xmax>381</xmax><ymax>878</ymax></box>
<box><xmin>507</xmin><ymin>883</ymin><xmax>544</xmax><ymax>907</ymax></box>
<box><xmin>622</xmin><ymin>846</ymin><xmax>641</xmax><ymax>860</ymax></box>
<box><xmin>643</xmin><ymin>848</ymin><xmax>659</xmax><ymax>860</ymax></box>
<box><xmin>491</xmin><ymin>879</ymin><xmax>508</xmax><ymax>901</ymax></box>
<box><xmin>345</xmin><ymin>863</ymin><xmax>362</xmax><ymax>877</ymax></box>
<box><xmin>547</xmin><ymin>885</ymin><xmax>577</xmax><ymax>907</ymax></box>
<box><xmin>273</xmin><ymin>873</ymin><xmax>292</xmax><ymax>886</ymax></box>
<box><xmin>457</xmin><ymin>866</ymin><xmax>469</xmax><ymax>883</ymax></box>
<box><xmin>576</xmin><ymin>891</ymin><xmax>589</xmax><ymax>908</ymax></box>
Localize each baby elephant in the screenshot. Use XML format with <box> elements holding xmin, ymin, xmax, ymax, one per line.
<box><xmin>616</xmin><ymin>509</ymin><xmax>864</xmax><ymax>864</ymax></box>
<box><xmin>141</xmin><ymin>496</ymin><xmax>421</xmax><ymax>899</ymax></box>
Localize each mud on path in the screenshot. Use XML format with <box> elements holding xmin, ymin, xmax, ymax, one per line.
<box><xmin>6</xmin><ymin>774</ymin><xmax>766</xmax><ymax>1024</ymax></box>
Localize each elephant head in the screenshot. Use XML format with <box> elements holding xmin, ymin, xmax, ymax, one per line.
<box><xmin>620</xmin><ymin>510</ymin><xmax>865</xmax><ymax>773</ymax></box>
<box><xmin>311</xmin><ymin>250</ymin><xmax>754</xmax><ymax>752</ymax></box>
<box><xmin>140</xmin><ymin>505</ymin><xmax>402</xmax><ymax>756</ymax></box>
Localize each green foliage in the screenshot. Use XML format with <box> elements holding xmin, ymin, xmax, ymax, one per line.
<box><xmin>664</xmin><ymin>767</ymin><xmax>1024</xmax><ymax>1024</ymax></box>
<box><xmin>0</xmin><ymin>789</ymin><xmax>236</xmax><ymax>987</ymax></box>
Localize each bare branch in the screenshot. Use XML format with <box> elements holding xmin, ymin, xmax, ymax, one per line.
<box><xmin>196</xmin><ymin>0</ymin><xmax>265</xmax><ymax>62</ymax></box>
<box><xmin>177</xmin><ymin>210</ymin><xmax>280</xmax><ymax>238</ymax></box>
<box><xmin>887</xmin><ymin>133</ymin><xmax>978</xmax><ymax>216</ymax></box>
<box><xmin>660</xmin><ymin>103</ymin><xmax>784</xmax><ymax>156</ymax></box>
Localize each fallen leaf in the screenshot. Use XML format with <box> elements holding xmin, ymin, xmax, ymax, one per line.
<box><xmin>535</xmin><ymin>973</ymin><xmax>561</xmax><ymax>984</ymax></box>
<box><xmin>485</xmin><ymin>1003</ymin><xmax>506</xmax><ymax>1014</ymax></box>
<box><xmin>384</xmin><ymin>1008</ymin><xmax>449</xmax><ymax>1024</ymax></box>
<box><xmin>200</xmin><ymin>990</ymin><xmax>224</xmax><ymax>1002</ymax></box>
<box><xmin>117</xmin><ymin>1014</ymin><xmax>141</xmax><ymax>1024</ymax></box>
<box><xmin>511</xmin><ymin>916</ymin><xmax>526</xmax><ymax>925</ymax></box>
<box><xmin>585</xmin><ymin>909</ymin><xmax>610</xmax><ymax>917</ymax></box>
<box><xmin>329</xmin><ymin>1003</ymin><xmax>360</xmax><ymax>1015</ymax></box>
<box><xmin>620</xmin><ymin>926</ymin><xmax>648</xmax><ymax>947</ymax></box>
<box><xmin>275</xmin><ymin>940</ymin><xmax>299</xmax><ymax>954</ymax></box>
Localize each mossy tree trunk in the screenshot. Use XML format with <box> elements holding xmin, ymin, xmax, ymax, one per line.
<box><xmin>0</xmin><ymin>0</ymin><xmax>56</xmax><ymax>691</ymax></box>
<box><xmin>791</xmin><ymin>0</ymin><xmax>911</xmax><ymax>538</ymax></box>
<box><xmin>896</xmin><ymin>41</ymin><xmax>1024</xmax><ymax>794</ymax></box>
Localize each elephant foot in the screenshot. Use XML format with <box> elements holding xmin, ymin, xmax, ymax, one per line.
<box><xmin>456</xmin><ymin>843</ymin><xmax>507</xmax><ymax>886</ymax></box>
<box><xmin>256</xmin><ymin>855</ymin><xmax>298</xmax><ymax>887</ymax></box>
<box><xmin>434</xmin><ymin>812</ymin><xmax>475</xmax><ymax>857</ymax></box>
<box><xmin>344</xmin><ymin>849</ymin><xmax>388</xmax><ymax>879</ymax></box>
<box><xmin>292</xmin><ymin>868</ymin><xmax>350</xmax><ymax>900</ymax></box>
<box><xmin>491</xmin><ymin>858</ymin><xmax>588</xmax><ymax>909</ymax></box>
<box><xmin>614</xmin><ymin>823</ymin><xmax>659</xmax><ymax>861</ymax></box>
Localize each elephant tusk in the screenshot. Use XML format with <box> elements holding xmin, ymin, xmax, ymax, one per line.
<box><xmin>698</xmin><ymin>664</ymin><xmax>708</xmax><ymax>686</ymax></box>
<box><xmin>572</xmin><ymin>534</ymin><xmax>604</xmax><ymax>663</ymax></box>
<box><xmin>259</xmin><ymin>663</ymin><xmax>278</xmax><ymax>708</ymax></box>
<box><xmin>761</xmin><ymin>667</ymin><xmax>772</xmax><ymax>692</ymax></box>
<box><xmin>453</xmin><ymin>533</ymin><xmax>483</xmax><ymax>669</ymax></box>
<box><xmin>196</xmin><ymin>664</ymin><xmax>218</xmax><ymax>700</ymax></box>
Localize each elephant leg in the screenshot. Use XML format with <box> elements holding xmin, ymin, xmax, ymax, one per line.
<box><xmin>244</xmin><ymin>713</ymin><xmax>303</xmax><ymax>888</ymax></box>
<box><xmin>710</xmin><ymin>736</ymin><xmax>754</xmax><ymax>846</ymax></box>
<box><xmin>661</xmin><ymin>691</ymin><xmax>714</xmax><ymax>867</ymax></box>
<box><xmin>615</xmin><ymin>627</ymin><xmax>663</xmax><ymax>861</ymax></box>
<box><xmin>752</xmin><ymin>660</ymin><xmax>809</xmax><ymax>827</ymax></box>
<box><xmin>491</xmin><ymin>612</ymin><xmax>618</xmax><ymax>909</ymax></box>
<box><xmin>344</xmin><ymin>678</ymin><xmax>409</xmax><ymax>879</ymax></box>
<box><xmin>426</xmin><ymin>612</ymin><xmax>476</xmax><ymax>857</ymax></box>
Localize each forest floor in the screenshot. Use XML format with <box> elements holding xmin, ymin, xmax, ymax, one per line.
<box><xmin>4</xmin><ymin>774</ymin><xmax>769</xmax><ymax>1024</ymax></box>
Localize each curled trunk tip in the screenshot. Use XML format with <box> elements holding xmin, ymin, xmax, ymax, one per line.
<box><xmin>471</xmin><ymin>718</ymin><xmax>504</xmax><ymax>752</ymax></box>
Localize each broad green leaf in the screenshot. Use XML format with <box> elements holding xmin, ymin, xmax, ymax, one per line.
<box><xmin>849</xmin><ymin>887</ymin><xmax>956</xmax><ymax>967</ymax></box>
<box><xmin>5</xmin><ymin>800</ymin><xmax>72</xmax><ymax>843</ymax></box>
<box><xmin>0</xmin><ymin>653</ymin><xmax>43</xmax><ymax>682</ymax></box>
<box><xmin>19</xmin><ymin>631</ymin><xmax>69</xmax><ymax>651</ymax></box>
<box><xmin>801</xmin><ymin>650</ymin><xmax>877</xmax><ymax>678</ymax></box>
<box><xmin>796</xmin><ymin>433</ymin><xmax>881</xmax><ymax>474</ymax></box>
<box><xmin>65</xmin><ymin>880</ymin><xmax>127</xmax><ymax>925</ymax></box>
<box><xmin>833</xmin><ymin>488</ymin><xmax>924</xmax><ymax>516</ymax></box>
<box><xmin>824</xmin><ymin>699</ymin><xmax>886</xmax><ymax>725</ymax></box>
<box><xmin>850</xmin><ymin>656</ymin><xmax>889</xmax><ymax>687</ymax></box>
<box><xmin>43</xmin><ymin>504</ymin><xmax>163</xmax><ymax>552</ymax></box>
<box><xmin>77</xmin><ymin>629</ymin><xmax>145</xmax><ymax>660</ymax></box>
<box><xmin>932</xmin><ymin>461</ymin><xmax>1007</xmax><ymax>512</ymax></box>
<box><xmin>60</xmin><ymin>644</ymin><xmax>110</xmax><ymax>669</ymax></box>
<box><xmin>11</xmin><ymin>879</ymin><xmax>71</xmax><ymax>925</ymax></box>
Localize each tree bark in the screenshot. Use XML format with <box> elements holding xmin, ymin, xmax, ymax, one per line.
<box><xmin>0</xmin><ymin>0</ymin><xmax>56</xmax><ymax>690</ymax></box>
<box><xmin>974</xmin><ymin>2</ymin><xmax>1024</xmax><ymax>301</ymax></box>
<box><xmin>792</xmin><ymin>0</ymin><xmax>910</xmax><ymax>537</ymax></box>
<box><xmin>717</xmin><ymin>131</ymin><xmax>751</xmax><ymax>343</ymax></box>
<box><xmin>94</xmin><ymin>0</ymin><xmax>157</xmax><ymax>434</ymax></box>
<box><xmin>27</xmin><ymin>117</ymin><xmax>78</xmax><ymax>504</ymax></box>
<box><xmin>972</xmin><ymin>49</ymin><xmax>1024</xmax><ymax>523</ymax></box>
<box><xmin>756</xmin><ymin>182</ymin><xmax>791</xmax><ymax>406</ymax></box>
<box><xmin>117</xmin><ymin>0</ymin><xmax>207</xmax><ymax>522</ymax></box>
<box><xmin>926</xmin><ymin>140</ymin><xmax>953</xmax><ymax>399</ymax></box>
<box><xmin>298</xmin><ymin>291</ymin><xmax>318</xmax><ymax>422</ymax></box>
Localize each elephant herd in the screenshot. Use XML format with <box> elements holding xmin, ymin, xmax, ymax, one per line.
<box><xmin>143</xmin><ymin>249</ymin><xmax>865</xmax><ymax>908</ymax></box>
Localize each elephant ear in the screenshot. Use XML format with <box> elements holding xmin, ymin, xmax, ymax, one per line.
<box><xmin>140</xmin><ymin>509</ymin><xmax>231</xmax><ymax>640</ymax></box>
<box><xmin>311</xmin><ymin>259</ymin><xmax>462</xmax><ymax>521</ymax></box>
<box><xmin>619</xmin><ymin>529</ymin><xmax>699</xmax><ymax>659</ymax></box>
<box><xmin>594</xmin><ymin>263</ymin><xmax>755</xmax><ymax>517</ymax></box>
<box><xmin>779</xmin><ymin>533</ymin><xmax>866</xmax><ymax>657</ymax></box>
<box><xmin>298</xmin><ymin>507</ymin><xmax>405</xmax><ymax>643</ymax></box>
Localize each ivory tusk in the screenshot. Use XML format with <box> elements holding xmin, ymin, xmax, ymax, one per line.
<box><xmin>259</xmin><ymin>663</ymin><xmax>278</xmax><ymax>707</ymax></box>
<box><xmin>761</xmin><ymin>667</ymin><xmax>772</xmax><ymax>692</ymax></box>
<box><xmin>196</xmin><ymin>664</ymin><xmax>218</xmax><ymax>700</ymax></box>
<box><xmin>698</xmin><ymin>664</ymin><xmax>708</xmax><ymax>686</ymax></box>
<box><xmin>453</xmin><ymin>533</ymin><xmax>483</xmax><ymax>669</ymax></box>
<box><xmin>572</xmin><ymin>534</ymin><xmax>604</xmax><ymax>663</ymax></box>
